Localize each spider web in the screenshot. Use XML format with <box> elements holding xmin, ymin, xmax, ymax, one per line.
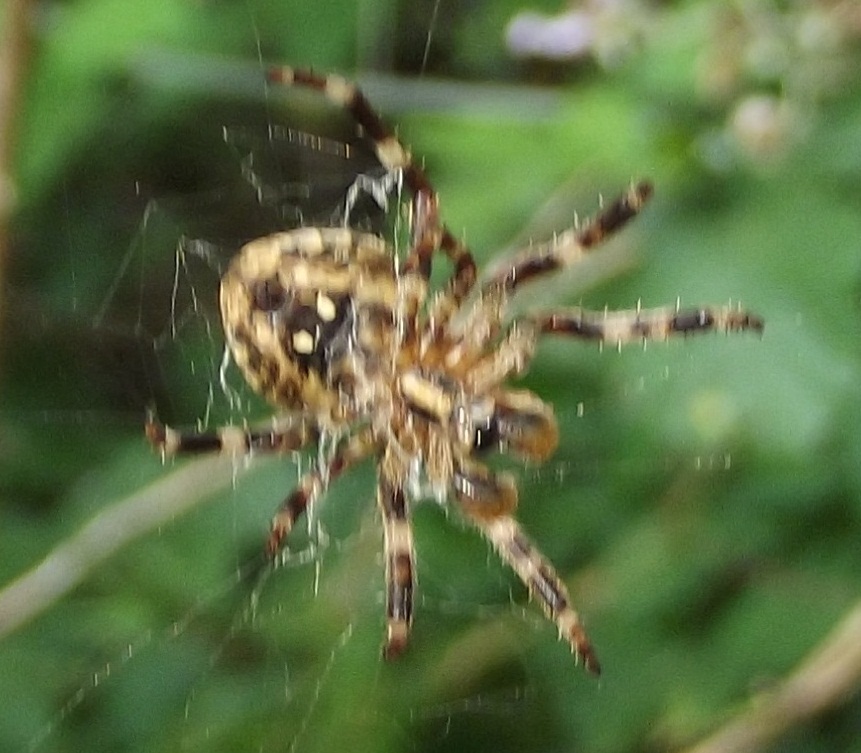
<box><xmin>20</xmin><ymin>150</ymin><xmax>740</xmax><ymax>753</ymax></box>
<box><xmin>2</xmin><ymin>15</ymin><xmax>765</xmax><ymax>753</ymax></box>
<box><xmin>9</xmin><ymin>1</ymin><xmax>861</xmax><ymax>751</ymax></box>
<box><xmin>10</xmin><ymin>61</ymin><xmax>564</xmax><ymax>753</ymax></box>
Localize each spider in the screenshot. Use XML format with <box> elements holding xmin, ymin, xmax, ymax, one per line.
<box><xmin>147</xmin><ymin>67</ymin><xmax>763</xmax><ymax>676</ymax></box>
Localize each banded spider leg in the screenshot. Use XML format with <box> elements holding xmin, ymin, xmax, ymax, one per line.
<box><xmin>452</xmin><ymin>457</ymin><xmax>601</xmax><ymax>673</ymax></box>
<box><xmin>146</xmin><ymin>411</ymin><xmax>317</xmax><ymax>457</ymax></box>
<box><xmin>377</xmin><ymin>471</ymin><xmax>415</xmax><ymax>658</ymax></box>
<box><xmin>146</xmin><ymin>413</ymin><xmax>374</xmax><ymax>560</ymax></box>
<box><xmin>458</xmin><ymin>182</ymin><xmax>763</xmax><ymax>370</ymax></box>
<box><xmin>265</xmin><ymin>67</ymin><xmax>477</xmax><ymax>321</ymax></box>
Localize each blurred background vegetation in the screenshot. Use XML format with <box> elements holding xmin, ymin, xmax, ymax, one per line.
<box><xmin>2</xmin><ymin>1</ymin><xmax>861</xmax><ymax>752</ymax></box>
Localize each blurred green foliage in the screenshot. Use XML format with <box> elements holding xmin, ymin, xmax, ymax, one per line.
<box><xmin>2</xmin><ymin>1</ymin><xmax>861</xmax><ymax>752</ymax></box>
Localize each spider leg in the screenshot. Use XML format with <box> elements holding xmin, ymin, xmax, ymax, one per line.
<box><xmin>481</xmin><ymin>181</ymin><xmax>653</xmax><ymax>296</ymax></box>
<box><xmin>450</xmin><ymin>182</ymin><xmax>654</xmax><ymax>348</ymax></box>
<box><xmin>452</xmin><ymin>460</ymin><xmax>600</xmax><ymax>674</ymax></box>
<box><xmin>531</xmin><ymin>304</ymin><xmax>764</xmax><ymax>344</ymax></box>
<box><xmin>475</xmin><ymin>515</ymin><xmax>601</xmax><ymax>675</ymax></box>
<box><xmin>410</xmin><ymin>189</ymin><xmax>477</xmax><ymax>315</ymax></box>
<box><xmin>461</xmin><ymin>321</ymin><xmax>539</xmax><ymax>392</ymax></box>
<box><xmin>377</xmin><ymin>473</ymin><xmax>415</xmax><ymax>658</ymax></box>
<box><xmin>265</xmin><ymin>67</ymin><xmax>477</xmax><ymax>309</ymax></box>
<box><xmin>146</xmin><ymin>411</ymin><xmax>317</xmax><ymax>457</ymax></box>
<box><xmin>267</xmin><ymin>427</ymin><xmax>376</xmax><ymax>556</ymax></box>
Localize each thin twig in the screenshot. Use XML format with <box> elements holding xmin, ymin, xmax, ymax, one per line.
<box><xmin>0</xmin><ymin>455</ymin><xmax>252</xmax><ymax>641</ymax></box>
<box><xmin>681</xmin><ymin>600</ymin><xmax>861</xmax><ymax>753</ymax></box>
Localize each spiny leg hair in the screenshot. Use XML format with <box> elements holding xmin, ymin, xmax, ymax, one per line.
<box><xmin>534</xmin><ymin>304</ymin><xmax>765</xmax><ymax>344</ymax></box>
<box><xmin>482</xmin><ymin>181</ymin><xmax>653</xmax><ymax>296</ymax></box>
<box><xmin>470</xmin><ymin>514</ymin><xmax>600</xmax><ymax>674</ymax></box>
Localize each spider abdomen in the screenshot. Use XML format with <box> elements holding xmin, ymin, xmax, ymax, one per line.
<box><xmin>219</xmin><ymin>228</ymin><xmax>402</xmax><ymax>422</ymax></box>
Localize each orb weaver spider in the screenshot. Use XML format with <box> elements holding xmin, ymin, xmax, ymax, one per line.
<box><xmin>148</xmin><ymin>68</ymin><xmax>763</xmax><ymax>675</ymax></box>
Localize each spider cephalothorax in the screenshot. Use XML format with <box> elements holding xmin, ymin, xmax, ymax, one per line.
<box><xmin>148</xmin><ymin>68</ymin><xmax>763</xmax><ymax>675</ymax></box>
